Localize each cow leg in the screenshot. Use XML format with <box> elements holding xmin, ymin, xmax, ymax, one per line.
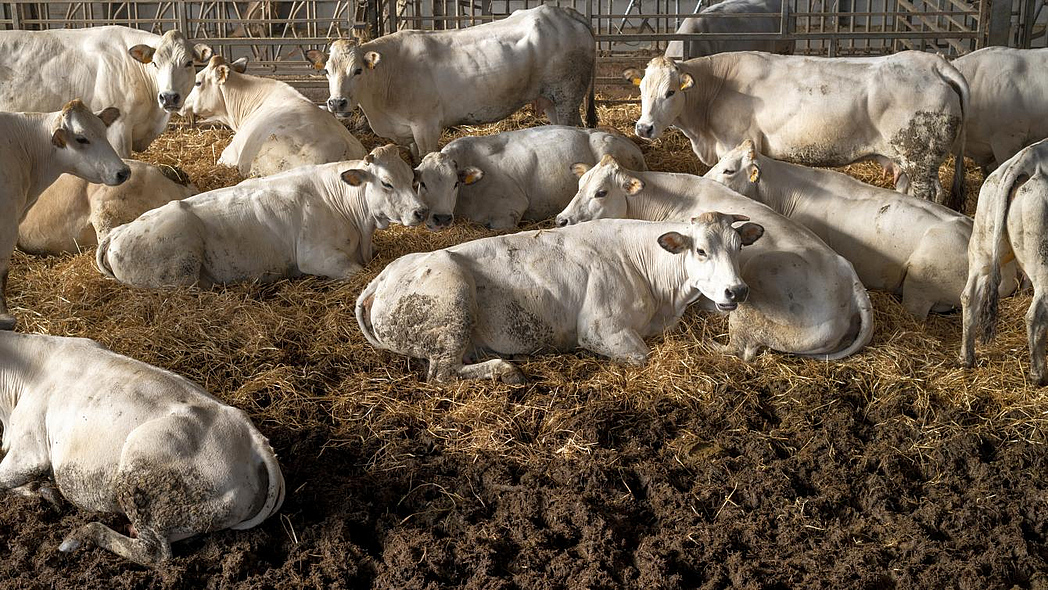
<box><xmin>60</xmin><ymin>522</ymin><xmax>172</xmax><ymax>566</ymax></box>
<box><xmin>297</xmin><ymin>245</ymin><xmax>363</xmax><ymax>280</ymax></box>
<box><xmin>533</xmin><ymin>96</ymin><xmax>557</xmax><ymax>125</ymax></box>
<box><xmin>580</xmin><ymin>327</ymin><xmax>649</xmax><ymax>365</ymax></box>
<box><xmin>410</xmin><ymin>124</ymin><xmax>441</xmax><ymax>159</ymax></box>
<box><xmin>106</xmin><ymin>120</ymin><xmax>133</xmax><ymax>159</ymax></box>
<box><xmin>1027</xmin><ymin>290</ymin><xmax>1048</xmax><ymax>386</ymax></box>
<box><xmin>447</xmin><ymin>358</ymin><xmax>525</xmax><ymax>384</ymax></box>
<box><xmin>0</xmin><ymin>214</ymin><xmax>18</xmax><ymax>330</ymax></box>
<box><xmin>0</xmin><ymin>268</ymin><xmax>13</xmax><ymax>331</ymax></box>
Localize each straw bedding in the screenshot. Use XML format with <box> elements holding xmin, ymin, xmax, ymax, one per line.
<box><xmin>2</xmin><ymin>102</ymin><xmax>1046</xmax><ymax>588</ymax></box>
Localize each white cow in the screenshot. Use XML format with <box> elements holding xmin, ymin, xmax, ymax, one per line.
<box><xmin>0</xmin><ymin>27</ymin><xmax>213</xmax><ymax>156</ymax></box>
<box><xmin>556</xmin><ymin>155</ymin><xmax>873</xmax><ymax>360</ymax></box>
<box><xmin>960</xmin><ymin>138</ymin><xmax>1048</xmax><ymax>384</ymax></box>
<box><xmin>413</xmin><ymin>125</ymin><xmax>646</xmax><ymax>230</ymax></box>
<box><xmin>704</xmin><ymin>140</ymin><xmax>1018</xmax><ymax>318</ymax></box>
<box><xmin>665</xmin><ymin>0</ymin><xmax>793</xmax><ymax>60</ymax></box>
<box><xmin>952</xmin><ymin>47</ymin><xmax>1048</xmax><ymax>171</ymax></box>
<box><xmin>0</xmin><ymin>100</ymin><xmax>130</xmax><ymax>330</ymax></box>
<box><xmin>357</xmin><ymin>215</ymin><xmax>762</xmax><ymax>383</ymax></box>
<box><xmin>306</xmin><ymin>5</ymin><xmax>597</xmax><ymax>157</ymax></box>
<box><xmin>0</xmin><ymin>331</ymin><xmax>284</xmax><ymax>565</ymax></box>
<box><xmin>625</xmin><ymin>53</ymin><xmax>970</xmax><ymax>209</ymax></box>
<box><xmin>182</xmin><ymin>55</ymin><xmax>366</xmax><ymax>177</ymax></box>
<box><xmin>18</xmin><ymin>160</ymin><xmax>197</xmax><ymax>255</ymax></box>
<box><xmin>96</xmin><ymin>145</ymin><xmax>427</xmax><ymax>288</ymax></box>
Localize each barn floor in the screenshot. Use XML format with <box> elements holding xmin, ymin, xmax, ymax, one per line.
<box><xmin>2</xmin><ymin>105</ymin><xmax>1047</xmax><ymax>589</ymax></box>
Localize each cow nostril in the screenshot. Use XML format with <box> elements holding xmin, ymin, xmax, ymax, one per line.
<box><xmin>556</xmin><ymin>217</ymin><xmax>569</xmax><ymax>227</ymax></box>
<box><xmin>413</xmin><ymin>208</ymin><xmax>429</xmax><ymax>222</ymax></box>
<box><xmin>115</xmin><ymin>168</ymin><xmax>130</xmax><ymax>184</ymax></box>
<box><xmin>433</xmin><ymin>214</ymin><xmax>453</xmax><ymax>226</ymax></box>
<box><xmin>736</xmin><ymin>285</ymin><xmax>749</xmax><ymax>302</ymax></box>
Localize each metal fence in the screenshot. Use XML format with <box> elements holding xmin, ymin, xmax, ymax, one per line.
<box><xmin>0</xmin><ymin>0</ymin><xmax>1039</xmax><ymax>95</ymax></box>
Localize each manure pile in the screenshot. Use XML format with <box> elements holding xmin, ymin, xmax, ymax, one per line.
<box><xmin>2</xmin><ymin>105</ymin><xmax>1046</xmax><ymax>589</ymax></box>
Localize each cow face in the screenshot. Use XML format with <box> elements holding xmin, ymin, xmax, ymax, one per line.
<box><xmin>340</xmin><ymin>144</ymin><xmax>429</xmax><ymax>229</ymax></box>
<box><xmin>626</xmin><ymin>57</ymin><xmax>693</xmax><ymax>140</ymax></box>
<box><xmin>556</xmin><ymin>155</ymin><xmax>644</xmax><ymax>226</ymax></box>
<box><xmin>658</xmin><ymin>212</ymin><xmax>763</xmax><ymax>311</ymax></box>
<box><xmin>306</xmin><ymin>39</ymin><xmax>377</xmax><ymax>116</ymax></box>
<box><xmin>129</xmin><ymin>30</ymin><xmax>213</xmax><ymax>112</ymax></box>
<box><xmin>182</xmin><ymin>56</ymin><xmax>249</xmax><ymax>121</ymax></box>
<box><xmin>413</xmin><ymin>152</ymin><xmax>483</xmax><ymax>231</ymax></box>
<box><xmin>51</xmin><ymin>100</ymin><xmax>131</xmax><ymax>186</ymax></box>
<box><xmin>704</xmin><ymin>140</ymin><xmax>762</xmax><ymax>197</ymax></box>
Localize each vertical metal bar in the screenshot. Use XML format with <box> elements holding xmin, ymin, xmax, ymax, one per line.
<box><xmin>10</xmin><ymin>0</ymin><xmax>19</xmax><ymax>30</ymax></box>
<box><xmin>177</xmin><ymin>0</ymin><xmax>189</xmax><ymax>33</ymax></box>
<box><xmin>389</xmin><ymin>0</ymin><xmax>398</xmax><ymax>31</ymax></box>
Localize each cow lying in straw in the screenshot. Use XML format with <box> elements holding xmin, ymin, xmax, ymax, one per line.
<box><xmin>0</xmin><ymin>99</ymin><xmax>130</xmax><ymax>330</ymax></box>
<box><xmin>961</xmin><ymin>138</ymin><xmax>1048</xmax><ymax>384</ymax></box>
<box><xmin>19</xmin><ymin>160</ymin><xmax>197</xmax><ymax>255</ymax></box>
<box><xmin>0</xmin><ymin>331</ymin><xmax>284</xmax><ymax>565</ymax></box>
<box><xmin>556</xmin><ymin>155</ymin><xmax>873</xmax><ymax>361</ymax></box>
<box><xmin>182</xmin><ymin>56</ymin><xmax>366</xmax><ymax>177</ymax></box>
<box><xmin>705</xmin><ymin>140</ymin><xmax>1018</xmax><ymax>318</ymax></box>
<box><xmin>357</xmin><ymin>214</ymin><xmax>762</xmax><ymax>383</ymax></box>
<box><xmin>96</xmin><ymin>145</ymin><xmax>427</xmax><ymax>288</ymax></box>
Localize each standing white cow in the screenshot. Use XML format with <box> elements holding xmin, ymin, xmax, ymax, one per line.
<box><xmin>96</xmin><ymin>145</ymin><xmax>428</xmax><ymax>288</ymax></box>
<box><xmin>0</xmin><ymin>100</ymin><xmax>130</xmax><ymax>330</ymax></box>
<box><xmin>556</xmin><ymin>155</ymin><xmax>873</xmax><ymax>360</ymax></box>
<box><xmin>0</xmin><ymin>27</ymin><xmax>213</xmax><ymax>156</ymax></box>
<box><xmin>705</xmin><ymin>140</ymin><xmax>1017</xmax><ymax>318</ymax></box>
<box><xmin>413</xmin><ymin>126</ymin><xmax>646</xmax><ymax>230</ymax></box>
<box><xmin>960</xmin><ymin>138</ymin><xmax>1048</xmax><ymax>384</ymax></box>
<box><xmin>19</xmin><ymin>160</ymin><xmax>197</xmax><ymax>255</ymax></box>
<box><xmin>182</xmin><ymin>55</ymin><xmax>366</xmax><ymax>177</ymax></box>
<box><xmin>665</xmin><ymin>0</ymin><xmax>793</xmax><ymax>60</ymax></box>
<box><xmin>0</xmin><ymin>331</ymin><xmax>284</xmax><ymax>565</ymax></box>
<box><xmin>952</xmin><ymin>47</ymin><xmax>1048</xmax><ymax>171</ymax></box>
<box><xmin>625</xmin><ymin>53</ymin><xmax>970</xmax><ymax>209</ymax></box>
<box><xmin>306</xmin><ymin>5</ymin><xmax>597</xmax><ymax>157</ymax></box>
<box><xmin>357</xmin><ymin>215</ymin><xmax>762</xmax><ymax>383</ymax></box>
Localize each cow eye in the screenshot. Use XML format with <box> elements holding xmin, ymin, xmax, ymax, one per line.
<box><xmin>419</xmin><ymin>182</ymin><xmax>426</xmax><ymax>190</ymax></box>
<box><xmin>75</xmin><ymin>137</ymin><xmax>90</xmax><ymax>145</ymax></box>
<box><xmin>319</xmin><ymin>68</ymin><xmax>328</xmax><ymax>75</ymax></box>
<box><xmin>354</xmin><ymin>68</ymin><xmax>363</xmax><ymax>76</ymax></box>
<box><xmin>723</xmin><ymin>169</ymin><xmax>736</xmax><ymax>175</ymax></box>
<box><xmin>194</xmin><ymin>81</ymin><xmax>202</xmax><ymax>87</ymax></box>
<box><xmin>665</xmin><ymin>90</ymin><xmax>676</xmax><ymax>98</ymax></box>
<box><xmin>595</xmin><ymin>190</ymin><xmax>608</xmax><ymax>198</ymax></box>
<box><xmin>696</xmin><ymin>248</ymin><xmax>707</xmax><ymax>257</ymax></box>
<box><xmin>381</xmin><ymin>181</ymin><xmax>393</xmax><ymax>190</ymax></box>
<box><xmin>454</xmin><ymin>181</ymin><xmax>460</xmax><ymax>188</ymax></box>
<box><xmin>184</xmin><ymin>61</ymin><xmax>193</xmax><ymax>68</ymax></box>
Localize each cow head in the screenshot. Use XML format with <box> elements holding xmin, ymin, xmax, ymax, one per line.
<box><xmin>412</xmin><ymin>152</ymin><xmax>483</xmax><ymax>231</ymax></box>
<box><xmin>50</xmin><ymin>100</ymin><xmax>131</xmax><ymax>187</ymax></box>
<box><xmin>704</xmin><ymin>140</ymin><xmax>762</xmax><ymax>198</ymax></box>
<box><xmin>556</xmin><ymin>155</ymin><xmax>644</xmax><ymax>226</ymax></box>
<box><xmin>658</xmin><ymin>212</ymin><xmax>763</xmax><ymax>311</ymax></box>
<box><xmin>129</xmin><ymin>30</ymin><xmax>214</xmax><ymax>112</ymax></box>
<box><xmin>306</xmin><ymin>38</ymin><xmax>378</xmax><ymax>116</ymax></box>
<box><xmin>181</xmin><ymin>56</ymin><xmax>249</xmax><ymax>121</ymax></box>
<box><xmin>340</xmin><ymin>144</ymin><xmax>429</xmax><ymax>229</ymax></box>
<box><xmin>625</xmin><ymin>57</ymin><xmax>693</xmax><ymax>140</ymax></box>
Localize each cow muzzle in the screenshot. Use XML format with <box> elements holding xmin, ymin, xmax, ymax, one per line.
<box><xmin>107</xmin><ymin>166</ymin><xmax>132</xmax><ymax>186</ymax></box>
<box><xmin>716</xmin><ymin>284</ymin><xmax>749</xmax><ymax>311</ymax></box>
<box><xmin>555</xmin><ymin>215</ymin><xmax>571</xmax><ymax>227</ymax></box>
<box><xmin>159</xmin><ymin>91</ymin><xmax>182</xmax><ymax>111</ymax></box>
<box><xmin>327</xmin><ymin>97</ymin><xmax>349</xmax><ymax>114</ymax></box>
<box><xmin>429</xmin><ymin>213</ymin><xmax>453</xmax><ymax>230</ymax></box>
<box><xmin>635</xmin><ymin>122</ymin><xmax>655</xmax><ymax>139</ymax></box>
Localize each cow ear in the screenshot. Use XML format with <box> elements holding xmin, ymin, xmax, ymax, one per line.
<box><xmin>364</xmin><ymin>51</ymin><xmax>381</xmax><ymax>69</ymax></box>
<box><xmin>622</xmin><ymin>68</ymin><xmax>643</xmax><ymax>86</ymax></box>
<box><xmin>748</xmin><ymin>164</ymin><xmax>761</xmax><ymax>183</ymax></box>
<box><xmin>363</xmin><ymin>153</ymin><xmax>375</xmax><ymax>165</ymax></box>
<box><xmin>658</xmin><ymin>231</ymin><xmax>691</xmax><ymax>254</ymax></box>
<box><xmin>736</xmin><ymin>222</ymin><xmax>764</xmax><ymax>246</ymax></box>
<box><xmin>51</xmin><ymin>128</ymin><xmax>68</xmax><ymax>149</ymax></box>
<box><xmin>215</xmin><ymin>65</ymin><xmax>230</xmax><ymax>84</ymax></box>
<box><xmin>194</xmin><ymin>43</ymin><xmax>214</xmax><ymax>63</ymax></box>
<box><xmin>458</xmin><ymin>166</ymin><xmax>483</xmax><ymax>185</ymax></box>
<box><xmin>96</xmin><ymin>107</ymin><xmax>121</xmax><ymax>128</ymax></box>
<box><xmin>679</xmin><ymin>73</ymin><xmax>694</xmax><ymax>91</ymax></box>
<box><xmin>623</xmin><ymin>175</ymin><xmax>645</xmax><ymax>195</ymax></box>
<box><xmin>571</xmin><ymin>162</ymin><xmax>590</xmax><ymax>178</ymax></box>
<box><xmin>305</xmin><ymin>49</ymin><xmax>328</xmax><ymax>69</ymax></box>
<box><xmin>230</xmin><ymin>57</ymin><xmax>249</xmax><ymax>74</ymax></box>
<box><xmin>128</xmin><ymin>44</ymin><xmax>155</xmax><ymax>64</ymax></box>
<box><xmin>341</xmin><ymin>168</ymin><xmax>371</xmax><ymax>186</ymax></box>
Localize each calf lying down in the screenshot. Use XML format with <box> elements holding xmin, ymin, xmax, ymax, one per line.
<box><xmin>18</xmin><ymin>160</ymin><xmax>197</xmax><ymax>255</ymax></box>
<box><xmin>0</xmin><ymin>331</ymin><xmax>284</xmax><ymax>565</ymax></box>
<box><xmin>556</xmin><ymin>156</ymin><xmax>874</xmax><ymax>361</ymax></box>
<box><xmin>96</xmin><ymin>145</ymin><xmax>428</xmax><ymax>288</ymax></box>
<box><xmin>357</xmin><ymin>215</ymin><xmax>763</xmax><ymax>383</ymax></box>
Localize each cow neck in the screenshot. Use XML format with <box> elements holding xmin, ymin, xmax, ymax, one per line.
<box><xmin>317</xmin><ymin>168</ymin><xmax>375</xmax><ymax>262</ymax></box>
<box><xmin>355</xmin><ymin>43</ymin><xmax>395</xmax><ymax>114</ymax></box>
<box><xmin>624</xmin><ymin>173</ymin><xmax>705</xmax><ymax>222</ymax></box>
<box><xmin>618</xmin><ymin>225</ymin><xmax>697</xmax><ymax>313</ymax></box>
<box><xmin>750</xmin><ymin>156</ymin><xmax>806</xmax><ymax>219</ymax></box>
<box><xmin>677</xmin><ymin>57</ymin><xmax>731</xmax><ymax>156</ymax></box>
<box><xmin>4</xmin><ymin>112</ymin><xmax>68</xmax><ymax>212</ymax></box>
<box><xmin>218</xmin><ymin>74</ymin><xmax>277</xmax><ymax>131</ymax></box>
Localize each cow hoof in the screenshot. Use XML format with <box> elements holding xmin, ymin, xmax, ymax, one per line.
<box><xmin>58</xmin><ymin>537</ymin><xmax>82</xmax><ymax>553</ymax></box>
<box><xmin>0</xmin><ymin>313</ymin><xmax>15</xmax><ymax>331</ymax></box>
<box><xmin>499</xmin><ymin>365</ymin><xmax>526</xmax><ymax>385</ymax></box>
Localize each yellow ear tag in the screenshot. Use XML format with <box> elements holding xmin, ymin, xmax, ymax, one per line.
<box><xmin>313</xmin><ymin>62</ymin><xmax>324</xmax><ymax>70</ymax></box>
<box><xmin>749</xmin><ymin>167</ymin><xmax>761</xmax><ymax>183</ymax></box>
<box><xmin>631</xmin><ymin>77</ymin><xmax>641</xmax><ymax>86</ymax></box>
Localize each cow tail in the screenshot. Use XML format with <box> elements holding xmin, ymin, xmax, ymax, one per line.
<box><xmin>95</xmin><ymin>233</ymin><xmax>117</xmax><ymax>280</ymax></box>
<box><xmin>941</xmin><ymin>60</ymin><xmax>970</xmax><ymax>212</ymax></box>
<box><xmin>981</xmin><ymin>150</ymin><xmax>1029</xmax><ymax>343</ymax></box>
<box><xmin>817</xmin><ymin>273</ymin><xmax>875</xmax><ymax>361</ymax></box>
<box><xmin>355</xmin><ymin>278</ymin><xmax>384</xmax><ymax>350</ymax></box>
<box><xmin>233</xmin><ymin>427</ymin><xmax>286</xmax><ymax>531</ymax></box>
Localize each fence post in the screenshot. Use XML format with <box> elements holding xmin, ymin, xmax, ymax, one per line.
<box><xmin>986</xmin><ymin>0</ymin><xmax>1011</xmax><ymax>46</ymax></box>
<box><xmin>388</xmin><ymin>0</ymin><xmax>398</xmax><ymax>32</ymax></box>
